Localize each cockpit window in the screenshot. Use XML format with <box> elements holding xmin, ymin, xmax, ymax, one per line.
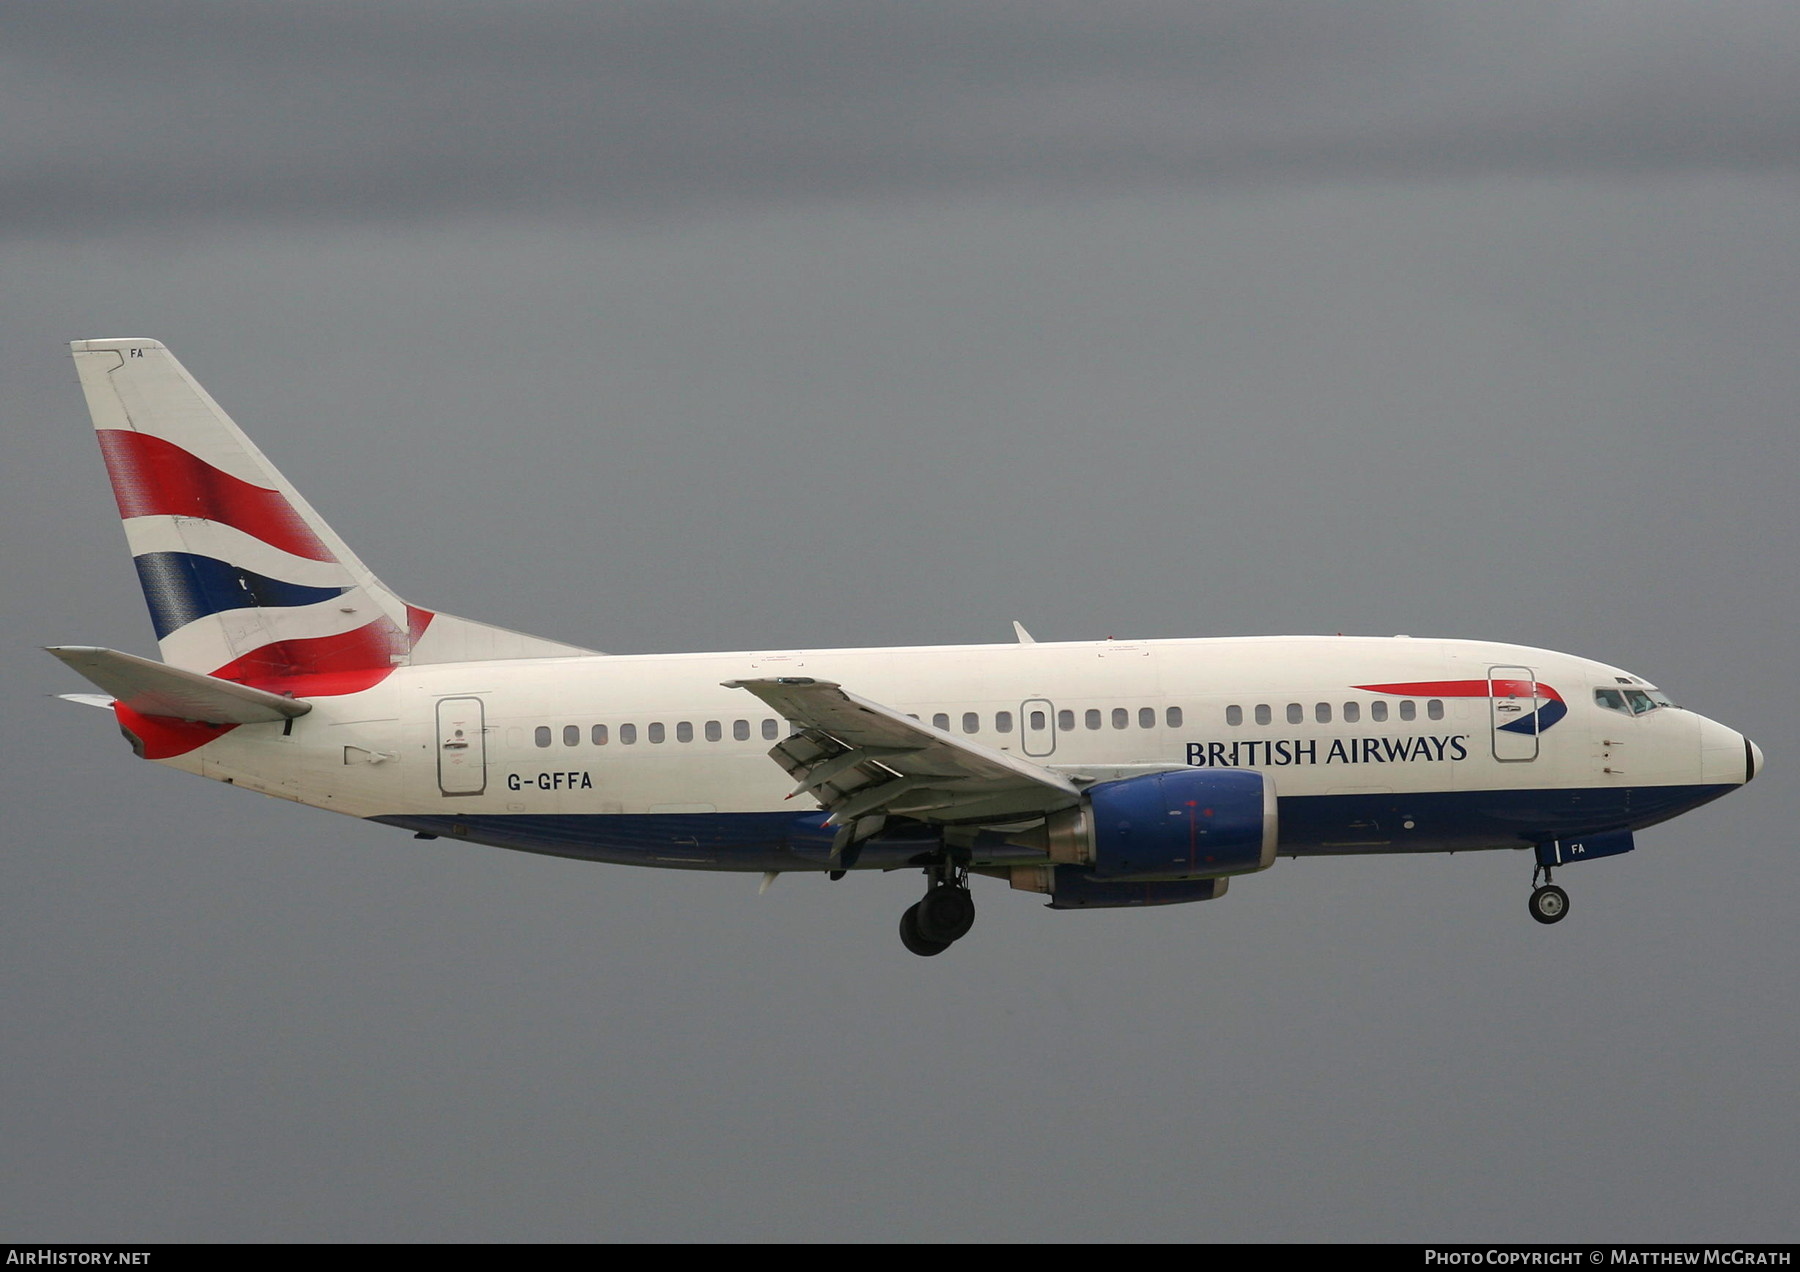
<box><xmin>1596</xmin><ymin>686</ymin><xmax>1677</xmax><ymax>715</ymax></box>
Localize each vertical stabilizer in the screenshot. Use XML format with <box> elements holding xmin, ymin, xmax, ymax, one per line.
<box><xmin>71</xmin><ymin>339</ymin><xmax>593</xmax><ymax>694</ymax></box>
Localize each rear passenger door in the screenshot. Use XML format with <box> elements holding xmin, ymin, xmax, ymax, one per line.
<box><xmin>436</xmin><ymin>696</ymin><xmax>488</xmax><ymax>794</ymax></box>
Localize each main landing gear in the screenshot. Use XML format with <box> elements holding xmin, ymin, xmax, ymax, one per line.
<box><xmin>1529</xmin><ymin>863</ymin><xmax>1569</xmax><ymax>926</ymax></box>
<box><xmin>899</xmin><ymin>861</ymin><xmax>976</xmax><ymax>957</ymax></box>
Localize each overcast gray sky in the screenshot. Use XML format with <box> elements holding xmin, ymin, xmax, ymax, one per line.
<box><xmin>4</xmin><ymin>2</ymin><xmax>1795</xmax><ymax>1243</ymax></box>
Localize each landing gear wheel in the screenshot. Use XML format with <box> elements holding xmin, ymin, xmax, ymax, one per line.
<box><xmin>917</xmin><ymin>885</ymin><xmax>975</xmax><ymax>944</ymax></box>
<box><xmin>899</xmin><ymin>903</ymin><xmax>951</xmax><ymax>957</ymax></box>
<box><xmin>1529</xmin><ymin>884</ymin><xmax>1569</xmax><ymax>925</ymax></box>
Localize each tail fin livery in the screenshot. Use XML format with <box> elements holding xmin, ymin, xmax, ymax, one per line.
<box><xmin>70</xmin><ymin>339</ymin><xmax>593</xmax><ymax>695</ymax></box>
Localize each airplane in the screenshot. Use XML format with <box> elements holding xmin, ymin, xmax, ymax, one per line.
<box><xmin>49</xmin><ymin>338</ymin><xmax>1763</xmax><ymax>955</ymax></box>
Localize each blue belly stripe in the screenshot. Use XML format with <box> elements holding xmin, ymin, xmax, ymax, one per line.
<box><xmin>369</xmin><ymin>784</ymin><xmax>1738</xmax><ymax>872</ymax></box>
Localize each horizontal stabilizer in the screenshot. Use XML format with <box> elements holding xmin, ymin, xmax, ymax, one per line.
<box><xmin>46</xmin><ymin>646</ymin><xmax>313</xmax><ymax>724</ymax></box>
<box><xmin>57</xmin><ymin>693</ymin><xmax>117</xmax><ymax>710</ymax></box>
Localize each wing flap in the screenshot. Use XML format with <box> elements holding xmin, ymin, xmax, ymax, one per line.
<box><xmin>47</xmin><ymin>645</ymin><xmax>313</xmax><ymax>724</ymax></box>
<box><xmin>727</xmin><ymin>677</ymin><xmax>1080</xmax><ymax>828</ymax></box>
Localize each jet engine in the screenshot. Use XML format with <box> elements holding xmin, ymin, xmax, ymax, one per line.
<box><xmin>1010</xmin><ymin>768</ymin><xmax>1277</xmax><ymax>908</ymax></box>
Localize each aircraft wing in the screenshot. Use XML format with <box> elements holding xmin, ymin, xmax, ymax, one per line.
<box><xmin>726</xmin><ymin>677</ymin><xmax>1082</xmax><ymax>832</ymax></box>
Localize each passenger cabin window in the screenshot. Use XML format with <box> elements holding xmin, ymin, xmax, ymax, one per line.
<box><xmin>1137</xmin><ymin>707</ymin><xmax>1153</xmax><ymax>729</ymax></box>
<box><xmin>1315</xmin><ymin>703</ymin><xmax>1332</xmax><ymax>723</ymax></box>
<box><xmin>1112</xmin><ymin>708</ymin><xmax>1129</xmax><ymax>730</ymax></box>
<box><xmin>995</xmin><ymin>711</ymin><xmax>1013</xmax><ymax>734</ymax></box>
<box><xmin>1427</xmin><ymin>699</ymin><xmax>1444</xmax><ymax>721</ymax></box>
<box><xmin>1286</xmin><ymin>703</ymin><xmax>1303</xmax><ymax>725</ymax></box>
<box><xmin>762</xmin><ymin>719</ymin><xmax>780</xmax><ymax>740</ymax></box>
<box><xmin>1255</xmin><ymin>704</ymin><xmax>1272</xmax><ymax>726</ymax></box>
<box><xmin>1029</xmin><ymin>710</ymin><xmax>1046</xmax><ymax>730</ymax></box>
<box><xmin>1370</xmin><ymin>701</ymin><xmax>1388</xmax><ymax>722</ymax></box>
<box><xmin>962</xmin><ymin>712</ymin><xmax>980</xmax><ymax>734</ymax></box>
<box><xmin>1226</xmin><ymin>705</ymin><xmax>1243</xmax><ymax>726</ymax></box>
<box><xmin>535</xmin><ymin>726</ymin><xmax>552</xmax><ymax>748</ymax></box>
<box><xmin>1398</xmin><ymin>701</ymin><xmax>1416</xmax><ymax>722</ymax></box>
<box><xmin>933</xmin><ymin>713</ymin><xmax>950</xmax><ymax>731</ymax></box>
<box><xmin>1166</xmin><ymin>706</ymin><xmax>1182</xmax><ymax>728</ymax></box>
<box><xmin>648</xmin><ymin>722</ymin><xmax>665</xmax><ymax>744</ymax></box>
<box><xmin>563</xmin><ymin>725</ymin><xmax>580</xmax><ymax>747</ymax></box>
<box><xmin>705</xmin><ymin>721</ymin><xmax>722</xmax><ymax>742</ymax></box>
<box><xmin>592</xmin><ymin>724</ymin><xmax>608</xmax><ymax>745</ymax></box>
<box><xmin>1086</xmin><ymin>709</ymin><xmax>1102</xmax><ymax>730</ymax></box>
<box><xmin>676</xmin><ymin>721</ymin><xmax>693</xmax><ymax>743</ymax></box>
<box><xmin>1342</xmin><ymin>702</ymin><xmax>1360</xmax><ymax>723</ymax></box>
<box><xmin>1057</xmin><ymin>709</ymin><xmax>1075</xmax><ymax>731</ymax></box>
<box><xmin>733</xmin><ymin>719</ymin><xmax>750</xmax><ymax>741</ymax></box>
<box><xmin>620</xmin><ymin>723</ymin><xmax>638</xmax><ymax>745</ymax></box>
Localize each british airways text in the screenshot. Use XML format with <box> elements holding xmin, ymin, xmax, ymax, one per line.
<box><xmin>1186</xmin><ymin>735</ymin><xmax>1471</xmax><ymax>767</ymax></box>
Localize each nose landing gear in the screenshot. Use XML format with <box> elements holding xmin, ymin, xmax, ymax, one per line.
<box><xmin>1529</xmin><ymin>863</ymin><xmax>1569</xmax><ymax>925</ymax></box>
<box><xmin>899</xmin><ymin>861</ymin><xmax>976</xmax><ymax>956</ymax></box>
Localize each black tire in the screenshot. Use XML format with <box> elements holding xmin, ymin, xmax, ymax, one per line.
<box><xmin>917</xmin><ymin>885</ymin><xmax>976</xmax><ymax>943</ymax></box>
<box><xmin>899</xmin><ymin>903</ymin><xmax>952</xmax><ymax>956</ymax></box>
<box><xmin>1529</xmin><ymin>884</ymin><xmax>1570</xmax><ymax>925</ymax></box>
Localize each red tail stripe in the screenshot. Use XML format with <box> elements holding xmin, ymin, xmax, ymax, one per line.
<box><xmin>97</xmin><ymin>429</ymin><xmax>335</xmax><ymax>563</ymax></box>
<box><xmin>113</xmin><ymin>703</ymin><xmax>238</xmax><ymax>760</ymax></box>
<box><xmin>208</xmin><ymin>619</ymin><xmax>409</xmax><ymax>695</ymax></box>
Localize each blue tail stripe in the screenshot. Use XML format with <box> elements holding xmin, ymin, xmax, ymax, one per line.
<box><xmin>133</xmin><ymin>551</ymin><xmax>348</xmax><ymax>639</ymax></box>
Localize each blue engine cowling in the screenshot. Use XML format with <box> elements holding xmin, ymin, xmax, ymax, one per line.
<box><xmin>1053</xmin><ymin>768</ymin><xmax>1278</xmax><ymax>883</ymax></box>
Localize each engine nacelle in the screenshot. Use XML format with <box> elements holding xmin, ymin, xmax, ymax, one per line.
<box><xmin>1043</xmin><ymin>768</ymin><xmax>1277</xmax><ymax>882</ymax></box>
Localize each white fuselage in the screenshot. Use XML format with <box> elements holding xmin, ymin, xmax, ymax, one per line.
<box><xmin>165</xmin><ymin>634</ymin><xmax>1751</xmax><ymax>873</ymax></box>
